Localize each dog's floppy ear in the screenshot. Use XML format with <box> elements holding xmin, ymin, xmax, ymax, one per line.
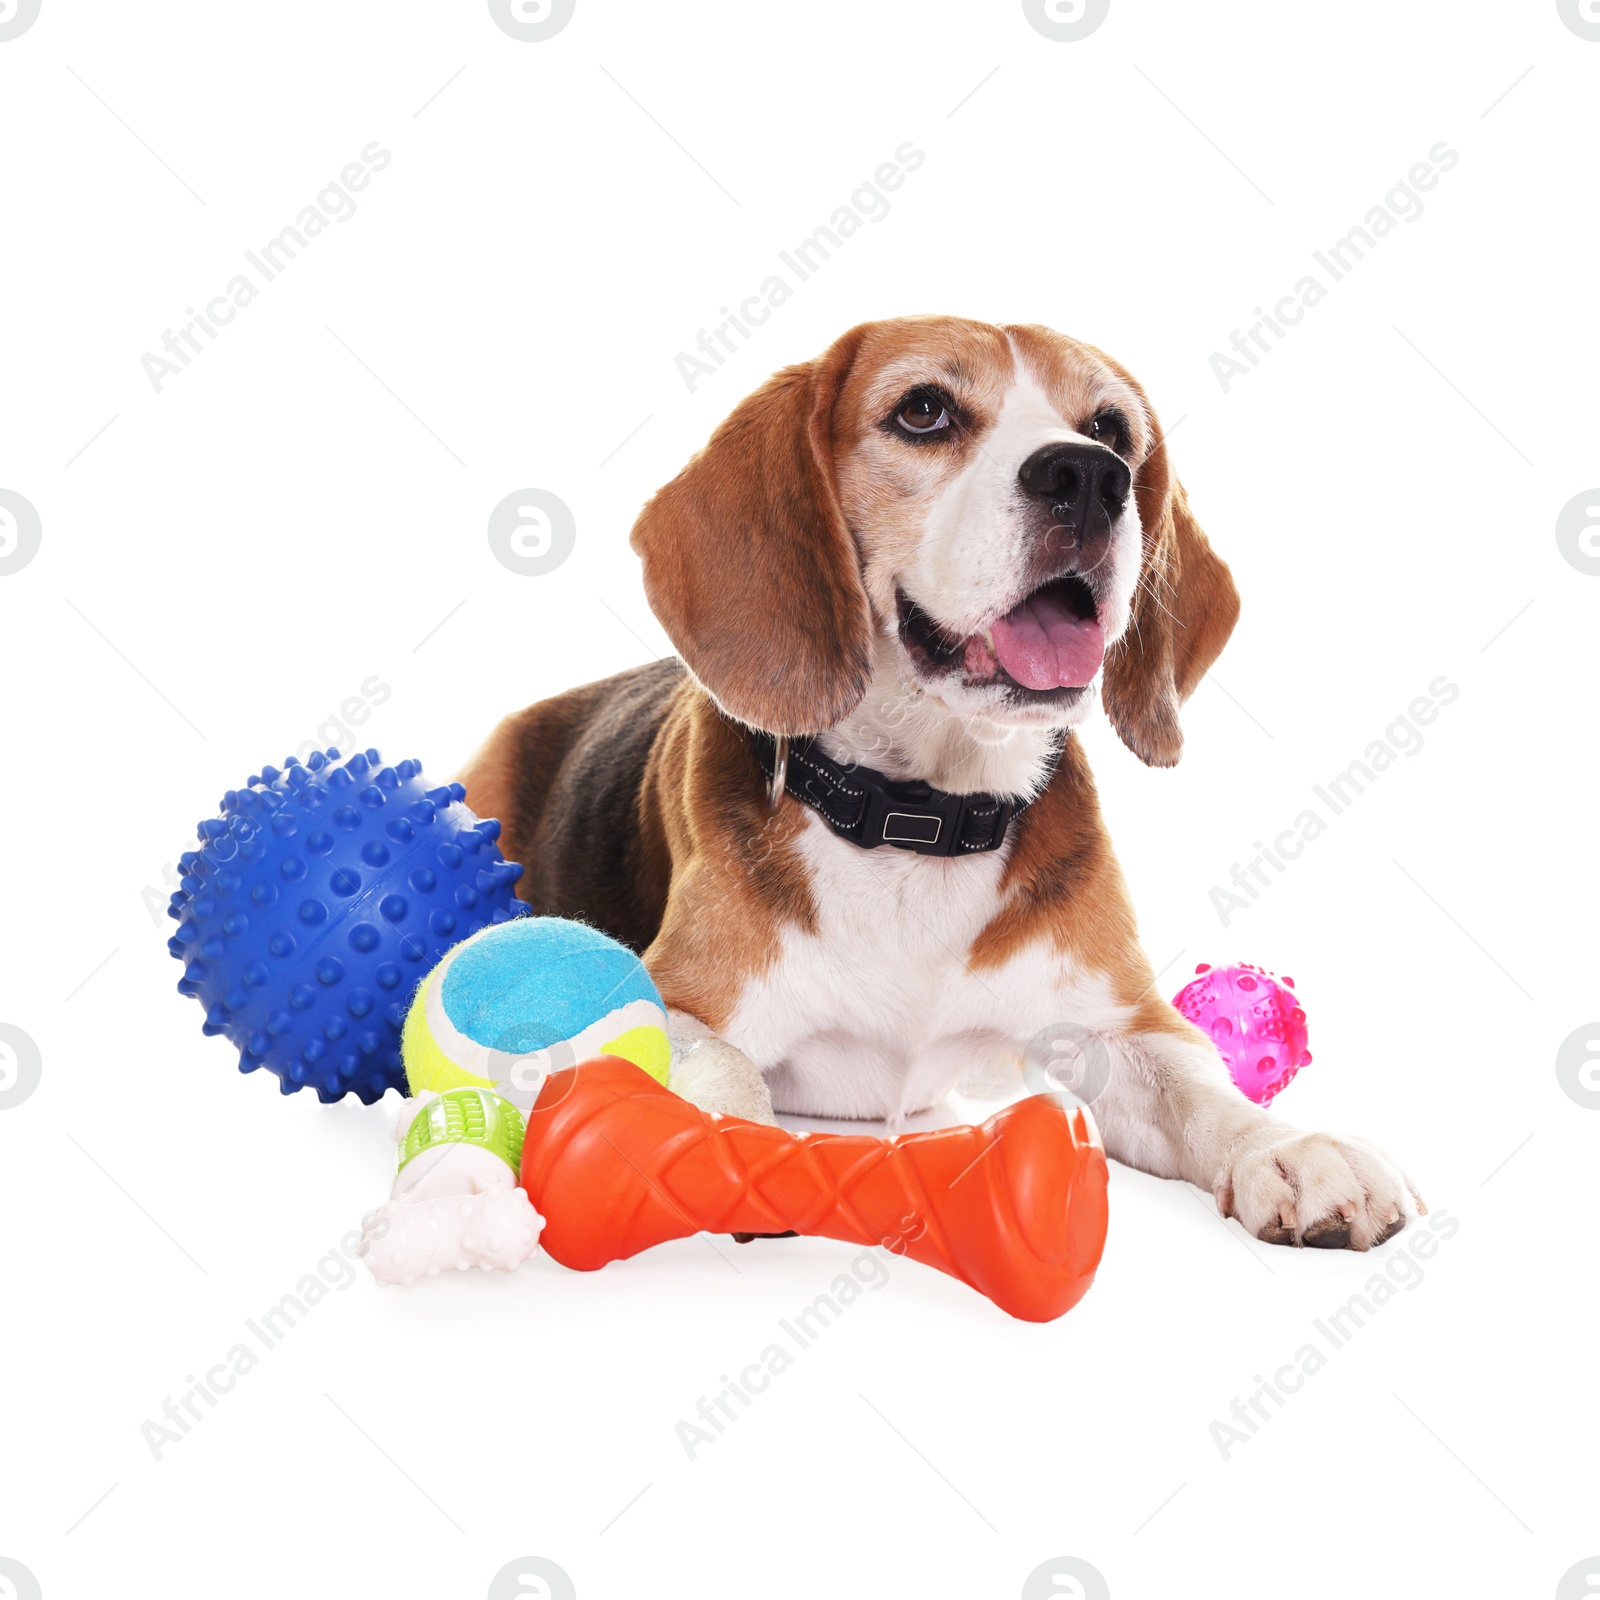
<box><xmin>1102</xmin><ymin>419</ymin><xmax>1240</xmax><ymax>767</ymax></box>
<box><xmin>630</xmin><ymin>330</ymin><xmax>875</xmax><ymax>735</ymax></box>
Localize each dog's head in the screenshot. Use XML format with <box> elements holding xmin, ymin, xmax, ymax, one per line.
<box><xmin>631</xmin><ymin>316</ymin><xmax>1238</xmax><ymax>767</ymax></box>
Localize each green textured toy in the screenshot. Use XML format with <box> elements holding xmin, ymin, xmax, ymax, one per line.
<box><xmin>402</xmin><ymin>915</ymin><xmax>671</xmax><ymax>1102</ymax></box>
<box><xmin>360</xmin><ymin>1084</ymin><xmax>544</xmax><ymax>1285</ymax></box>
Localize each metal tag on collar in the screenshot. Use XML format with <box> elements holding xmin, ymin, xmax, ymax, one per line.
<box><xmin>767</xmin><ymin>734</ymin><xmax>788</xmax><ymax>811</ymax></box>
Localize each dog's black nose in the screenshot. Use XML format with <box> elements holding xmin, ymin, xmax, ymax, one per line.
<box><xmin>1017</xmin><ymin>441</ymin><xmax>1130</xmax><ymax>576</ymax></box>
<box><xmin>1017</xmin><ymin>440</ymin><xmax>1131</xmax><ymax>515</ymax></box>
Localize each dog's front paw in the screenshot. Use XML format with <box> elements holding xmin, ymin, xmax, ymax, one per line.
<box><xmin>1214</xmin><ymin>1129</ymin><xmax>1424</xmax><ymax>1251</ymax></box>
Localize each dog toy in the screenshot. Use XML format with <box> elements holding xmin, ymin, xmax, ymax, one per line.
<box><xmin>520</xmin><ymin>1058</ymin><xmax>1109</xmax><ymax>1322</ymax></box>
<box><xmin>1171</xmin><ymin>961</ymin><xmax>1310</xmax><ymax>1107</ymax></box>
<box><xmin>359</xmin><ymin>1086</ymin><xmax>544</xmax><ymax>1285</ymax></box>
<box><xmin>167</xmin><ymin>747</ymin><xmax>529</xmax><ymax>1102</ymax></box>
<box><xmin>403</xmin><ymin>916</ymin><xmax>670</xmax><ymax>1105</ymax></box>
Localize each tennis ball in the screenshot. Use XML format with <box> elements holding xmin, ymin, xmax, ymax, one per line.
<box><xmin>402</xmin><ymin>917</ymin><xmax>671</xmax><ymax>1100</ymax></box>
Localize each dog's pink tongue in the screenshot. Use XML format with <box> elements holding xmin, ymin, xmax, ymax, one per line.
<box><xmin>989</xmin><ymin>590</ymin><xmax>1105</xmax><ymax>690</ymax></box>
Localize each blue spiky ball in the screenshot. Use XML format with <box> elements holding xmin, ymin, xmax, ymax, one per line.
<box><xmin>167</xmin><ymin>747</ymin><xmax>530</xmax><ymax>1103</ymax></box>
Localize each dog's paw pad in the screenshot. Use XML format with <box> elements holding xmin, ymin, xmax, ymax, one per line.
<box><xmin>1302</xmin><ymin>1218</ymin><xmax>1352</xmax><ymax>1250</ymax></box>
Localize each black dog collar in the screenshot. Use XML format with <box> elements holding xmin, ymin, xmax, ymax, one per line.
<box><xmin>750</xmin><ymin>730</ymin><xmax>1056</xmax><ymax>858</ymax></box>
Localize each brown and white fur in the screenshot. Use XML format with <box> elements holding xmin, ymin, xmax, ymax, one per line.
<box><xmin>461</xmin><ymin>317</ymin><xmax>1422</xmax><ymax>1252</ymax></box>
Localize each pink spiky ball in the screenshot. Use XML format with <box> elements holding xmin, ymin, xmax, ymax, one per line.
<box><xmin>1171</xmin><ymin>962</ymin><xmax>1310</xmax><ymax>1107</ymax></box>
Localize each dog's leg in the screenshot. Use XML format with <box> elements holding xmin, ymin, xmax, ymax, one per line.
<box><xmin>666</xmin><ymin>1008</ymin><xmax>776</xmax><ymax>1123</ymax></box>
<box><xmin>1083</xmin><ymin>1003</ymin><xmax>1424</xmax><ymax>1251</ymax></box>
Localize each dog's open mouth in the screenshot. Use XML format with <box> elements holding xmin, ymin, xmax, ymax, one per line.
<box><xmin>897</xmin><ymin>575</ymin><xmax>1105</xmax><ymax>694</ymax></box>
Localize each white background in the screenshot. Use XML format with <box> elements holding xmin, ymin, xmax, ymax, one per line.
<box><xmin>2</xmin><ymin>2</ymin><xmax>1597</xmax><ymax>1597</ymax></box>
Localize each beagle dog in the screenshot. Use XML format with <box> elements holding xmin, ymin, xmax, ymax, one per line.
<box><xmin>461</xmin><ymin>316</ymin><xmax>1422</xmax><ymax>1252</ymax></box>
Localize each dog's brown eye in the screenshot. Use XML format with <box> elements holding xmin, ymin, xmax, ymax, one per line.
<box><xmin>1089</xmin><ymin>413</ymin><xmax>1126</xmax><ymax>455</ymax></box>
<box><xmin>896</xmin><ymin>393</ymin><xmax>950</xmax><ymax>436</ymax></box>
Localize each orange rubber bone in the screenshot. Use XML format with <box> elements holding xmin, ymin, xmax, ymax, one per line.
<box><xmin>520</xmin><ymin>1057</ymin><xmax>1109</xmax><ymax>1322</ymax></box>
